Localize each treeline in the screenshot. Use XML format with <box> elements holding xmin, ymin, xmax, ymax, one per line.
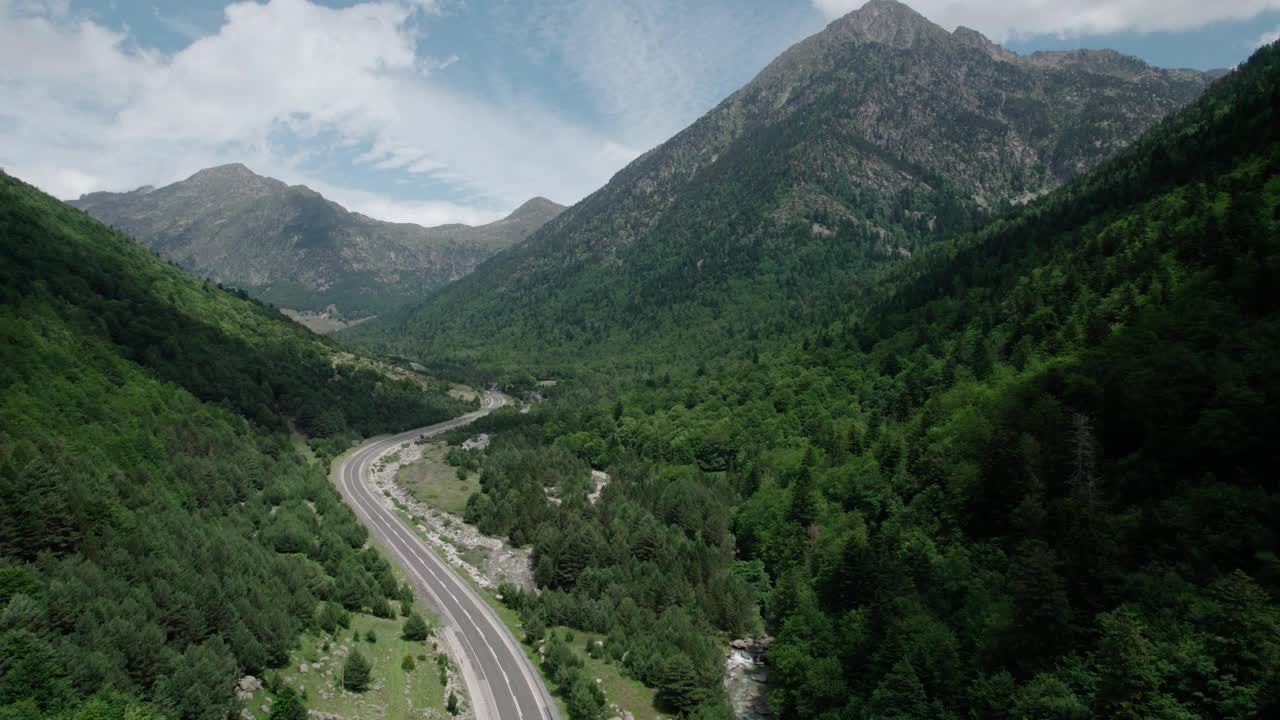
<box><xmin>443</xmin><ymin>42</ymin><xmax>1280</xmax><ymax>719</ymax></box>
<box><xmin>0</xmin><ymin>175</ymin><xmax>451</xmax><ymax>719</ymax></box>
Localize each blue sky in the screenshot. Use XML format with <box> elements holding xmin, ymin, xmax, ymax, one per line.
<box><xmin>2</xmin><ymin>0</ymin><xmax>1278</xmax><ymax>226</ymax></box>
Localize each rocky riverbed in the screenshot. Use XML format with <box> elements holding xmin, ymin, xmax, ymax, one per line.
<box><xmin>368</xmin><ymin>438</ymin><xmax>533</xmax><ymax>591</ymax></box>
<box><xmin>726</xmin><ymin>637</ymin><xmax>772</xmax><ymax>720</ymax></box>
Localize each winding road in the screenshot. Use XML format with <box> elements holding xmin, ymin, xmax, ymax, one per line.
<box><xmin>334</xmin><ymin>391</ymin><xmax>557</xmax><ymax>720</ymax></box>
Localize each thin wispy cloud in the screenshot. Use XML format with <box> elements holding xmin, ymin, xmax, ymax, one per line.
<box><xmin>2</xmin><ymin>0</ymin><xmax>1277</xmax><ymax>226</ymax></box>
<box><xmin>814</xmin><ymin>0</ymin><xmax>1280</xmax><ymax>41</ymax></box>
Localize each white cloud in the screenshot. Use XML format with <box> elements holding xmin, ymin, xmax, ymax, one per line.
<box><xmin>304</xmin><ymin>180</ymin><xmax>507</xmax><ymax>226</ymax></box>
<box><xmin>0</xmin><ymin>0</ymin><xmax>630</xmax><ymax>224</ymax></box>
<box><xmin>1258</xmin><ymin>24</ymin><xmax>1280</xmax><ymax>46</ymax></box>
<box><xmin>813</xmin><ymin>0</ymin><xmax>1280</xmax><ymax>42</ymax></box>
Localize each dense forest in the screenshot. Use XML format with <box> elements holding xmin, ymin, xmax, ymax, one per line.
<box><xmin>432</xmin><ymin>41</ymin><xmax>1280</xmax><ymax>719</ymax></box>
<box><xmin>0</xmin><ymin>174</ymin><xmax>470</xmax><ymax>720</ymax></box>
<box><xmin>4</xmin><ymin>18</ymin><xmax>1278</xmax><ymax>720</ymax></box>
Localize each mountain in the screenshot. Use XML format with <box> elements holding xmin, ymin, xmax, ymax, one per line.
<box><xmin>428</xmin><ymin>33</ymin><xmax>1280</xmax><ymax>720</ymax></box>
<box><xmin>348</xmin><ymin>0</ymin><xmax>1218</xmax><ymax>365</ymax></box>
<box><xmin>1</xmin><ymin>169</ymin><xmax>472</xmax><ymax>717</ymax></box>
<box><xmin>69</xmin><ymin>164</ymin><xmax>563</xmax><ymax>326</ymax></box>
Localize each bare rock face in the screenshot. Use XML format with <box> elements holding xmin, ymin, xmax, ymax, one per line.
<box><xmin>68</xmin><ymin>166</ymin><xmax>563</xmax><ymax>320</ymax></box>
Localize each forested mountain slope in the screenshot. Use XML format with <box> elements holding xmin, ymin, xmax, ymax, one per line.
<box><xmin>432</xmin><ymin>36</ymin><xmax>1280</xmax><ymax>720</ymax></box>
<box><xmin>70</xmin><ymin>164</ymin><xmax>563</xmax><ymax>320</ymax></box>
<box><xmin>0</xmin><ymin>172</ymin><xmax>470</xmax><ymax>719</ymax></box>
<box><xmin>348</xmin><ymin>0</ymin><xmax>1215</xmax><ymax>367</ymax></box>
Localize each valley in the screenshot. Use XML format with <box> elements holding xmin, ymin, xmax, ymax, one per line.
<box><xmin>279</xmin><ymin>308</ymin><xmax>376</xmax><ymax>335</ymax></box>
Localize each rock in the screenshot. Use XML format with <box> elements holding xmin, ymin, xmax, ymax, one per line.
<box><xmin>588</xmin><ymin>470</ymin><xmax>611</xmax><ymax>504</ymax></box>
<box><xmin>259</xmin><ymin>706</ymin><xmax>269</xmax><ymax>714</ymax></box>
<box><xmin>299</xmin><ymin>663</ymin><xmax>309</xmax><ymax>673</ymax></box>
<box><xmin>726</xmin><ymin>649</ymin><xmax>755</xmax><ymax>671</ymax></box>
<box><xmin>238</xmin><ymin>675</ymin><xmax>263</xmax><ymax>692</ymax></box>
<box><xmin>462</xmin><ymin>433</ymin><xmax>491</xmax><ymax>451</ymax></box>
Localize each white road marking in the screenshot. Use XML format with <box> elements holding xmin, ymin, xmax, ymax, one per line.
<box><xmin>333</xmin><ymin>392</ymin><xmax>555</xmax><ymax>720</ymax></box>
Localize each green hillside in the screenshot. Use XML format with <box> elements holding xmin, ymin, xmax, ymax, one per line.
<box><xmin>0</xmin><ymin>173</ymin><xmax>470</xmax><ymax>720</ymax></box>
<box><xmin>345</xmin><ymin>1</ymin><xmax>1214</xmax><ymax>372</ymax></box>
<box><xmin>432</xmin><ymin>40</ymin><xmax>1280</xmax><ymax>719</ymax></box>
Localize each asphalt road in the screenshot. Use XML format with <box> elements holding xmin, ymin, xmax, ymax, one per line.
<box><xmin>334</xmin><ymin>391</ymin><xmax>557</xmax><ymax>720</ymax></box>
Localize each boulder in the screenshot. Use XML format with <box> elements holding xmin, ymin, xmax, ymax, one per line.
<box><xmin>238</xmin><ymin>675</ymin><xmax>262</xmax><ymax>692</ymax></box>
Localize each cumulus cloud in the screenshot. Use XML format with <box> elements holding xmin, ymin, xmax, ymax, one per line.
<box><xmin>1258</xmin><ymin>25</ymin><xmax>1280</xmax><ymax>46</ymax></box>
<box><xmin>813</xmin><ymin>0</ymin><xmax>1280</xmax><ymax>41</ymax></box>
<box><xmin>0</xmin><ymin>0</ymin><xmax>631</xmax><ymax>224</ymax></box>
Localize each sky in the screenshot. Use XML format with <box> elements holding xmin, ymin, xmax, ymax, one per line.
<box><xmin>2</xmin><ymin>0</ymin><xmax>1279</xmax><ymax>227</ymax></box>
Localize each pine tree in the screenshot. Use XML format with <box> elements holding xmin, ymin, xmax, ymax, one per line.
<box><xmin>268</xmin><ymin>688</ymin><xmax>307</xmax><ymax>720</ymax></box>
<box><xmin>567</xmin><ymin>675</ymin><xmax>607</xmax><ymax>720</ymax></box>
<box><xmin>1009</xmin><ymin>540</ymin><xmax>1072</xmax><ymax>666</ymax></box>
<box><xmin>787</xmin><ymin>465</ymin><xmax>817</xmax><ymax>528</ymax></box>
<box><xmin>524</xmin><ymin>612</ymin><xmax>546</xmax><ymax>644</ymax></box>
<box><xmin>1093</xmin><ymin>606</ymin><xmax>1191</xmax><ymax>720</ymax></box>
<box><xmin>1201</xmin><ymin>570</ymin><xmax>1280</xmax><ymax>683</ymax></box>
<box><xmin>654</xmin><ymin>654</ymin><xmax>705</xmax><ymax>714</ymax></box>
<box><xmin>868</xmin><ymin>659</ymin><xmax>928</xmax><ymax>720</ymax></box>
<box><xmin>402</xmin><ymin>612</ymin><xmax>430</xmax><ymax>642</ymax></box>
<box><xmin>343</xmin><ymin>650</ymin><xmax>372</xmax><ymax>692</ymax></box>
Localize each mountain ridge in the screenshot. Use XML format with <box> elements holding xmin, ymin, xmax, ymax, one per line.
<box><xmin>69</xmin><ymin>164</ymin><xmax>564</xmax><ymax>326</ymax></box>
<box><xmin>346</xmin><ymin>0</ymin><xmax>1221</xmax><ymax>364</ymax></box>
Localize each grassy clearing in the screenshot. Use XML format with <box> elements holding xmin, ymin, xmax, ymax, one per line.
<box><xmin>397</xmin><ymin>440</ymin><xmax>480</xmax><ymax>516</ymax></box>
<box><xmin>243</xmin><ymin>612</ymin><xmax>449</xmax><ymax>720</ymax></box>
<box><xmin>290</xmin><ymin>431</ymin><xmax>319</xmax><ymax>466</ymax></box>
<box><xmin>545</xmin><ymin>626</ymin><xmax>662</xmax><ymax>720</ymax></box>
<box><xmin>474</xmin><ymin>582</ymin><xmax>662</xmax><ymax>720</ymax></box>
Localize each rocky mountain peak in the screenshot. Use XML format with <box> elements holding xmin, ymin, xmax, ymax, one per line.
<box><xmin>188</xmin><ymin>162</ymin><xmax>258</xmax><ymax>181</ymax></box>
<box><xmin>508</xmin><ymin>196</ymin><xmax>563</xmax><ymax>220</ymax></box>
<box><xmin>831</xmin><ymin>0</ymin><xmax>948</xmax><ymax>49</ymax></box>
<box><xmin>181</xmin><ymin>163</ymin><xmax>285</xmax><ymax>199</ymax></box>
